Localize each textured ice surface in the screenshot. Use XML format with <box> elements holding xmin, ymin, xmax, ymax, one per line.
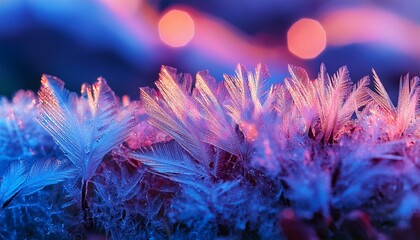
<box><xmin>0</xmin><ymin>64</ymin><xmax>419</xmax><ymax>239</ymax></box>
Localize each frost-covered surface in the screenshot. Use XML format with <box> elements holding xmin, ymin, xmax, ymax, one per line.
<box><xmin>0</xmin><ymin>64</ymin><xmax>419</xmax><ymax>239</ymax></box>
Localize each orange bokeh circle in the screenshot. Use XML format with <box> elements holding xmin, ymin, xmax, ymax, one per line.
<box><xmin>159</xmin><ymin>9</ymin><xmax>195</xmax><ymax>48</ymax></box>
<box><xmin>287</xmin><ymin>18</ymin><xmax>327</xmax><ymax>59</ymax></box>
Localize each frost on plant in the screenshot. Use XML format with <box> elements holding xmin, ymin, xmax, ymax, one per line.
<box><xmin>0</xmin><ymin>64</ymin><xmax>419</xmax><ymax>239</ymax></box>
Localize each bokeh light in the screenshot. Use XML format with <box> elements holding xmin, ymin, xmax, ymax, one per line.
<box><xmin>287</xmin><ymin>18</ymin><xmax>326</xmax><ymax>59</ymax></box>
<box><xmin>320</xmin><ymin>7</ymin><xmax>420</xmax><ymax>57</ymax></box>
<box><xmin>158</xmin><ymin>9</ymin><xmax>195</xmax><ymax>48</ymax></box>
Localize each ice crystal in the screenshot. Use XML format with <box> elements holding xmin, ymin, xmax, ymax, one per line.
<box><xmin>37</xmin><ymin>75</ymin><xmax>136</xmax><ymax>211</ymax></box>
<box><xmin>0</xmin><ymin>64</ymin><xmax>419</xmax><ymax>239</ymax></box>
<box><xmin>37</xmin><ymin>75</ymin><xmax>136</xmax><ymax>181</ymax></box>
<box><xmin>0</xmin><ymin>91</ymin><xmax>52</xmax><ymax>162</ymax></box>
<box><xmin>0</xmin><ymin>158</ymin><xmax>74</xmax><ymax>209</ymax></box>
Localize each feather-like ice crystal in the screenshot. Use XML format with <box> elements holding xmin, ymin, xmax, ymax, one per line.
<box><xmin>0</xmin><ymin>64</ymin><xmax>418</xmax><ymax>239</ymax></box>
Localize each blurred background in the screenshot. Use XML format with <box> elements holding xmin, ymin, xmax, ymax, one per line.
<box><xmin>1</xmin><ymin>0</ymin><xmax>419</xmax><ymax>101</ymax></box>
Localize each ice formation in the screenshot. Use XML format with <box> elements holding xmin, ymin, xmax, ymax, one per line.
<box><xmin>0</xmin><ymin>64</ymin><xmax>419</xmax><ymax>239</ymax></box>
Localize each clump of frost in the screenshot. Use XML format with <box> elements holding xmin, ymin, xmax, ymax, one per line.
<box><xmin>0</xmin><ymin>63</ymin><xmax>418</xmax><ymax>239</ymax></box>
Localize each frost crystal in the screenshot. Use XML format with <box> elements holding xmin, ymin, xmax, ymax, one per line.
<box><xmin>0</xmin><ymin>64</ymin><xmax>419</xmax><ymax>239</ymax></box>
<box><xmin>37</xmin><ymin>75</ymin><xmax>136</xmax><ymax>181</ymax></box>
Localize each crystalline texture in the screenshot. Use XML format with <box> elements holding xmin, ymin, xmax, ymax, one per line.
<box><xmin>0</xmin><ymin>64</ymin><xmax>418</xmax><ymax>239</ymax></box>
<box><xmin>37</xmin><ymin>75</ymin><xmax>136</xmax><ymax>210</ymax></box>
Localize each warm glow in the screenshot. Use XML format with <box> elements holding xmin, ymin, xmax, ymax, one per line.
<box><xmin>287</xmin><ymin>18</ymin><xmax>326</xmax><ymax>59</ymax></box>
<box><xmin>101</xmin><ymin>0</ymin><xmax>140</xmax><ymax>14</ymax></box>
<box><xmin>320</xmin><ymin>7</ymin><xmax>420</xmax><ymax>57</ymax></box>
<box><xmin>159</xmin><ymin>9</ymin><xmax>195</xmax><ymax>48</ymax></box>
